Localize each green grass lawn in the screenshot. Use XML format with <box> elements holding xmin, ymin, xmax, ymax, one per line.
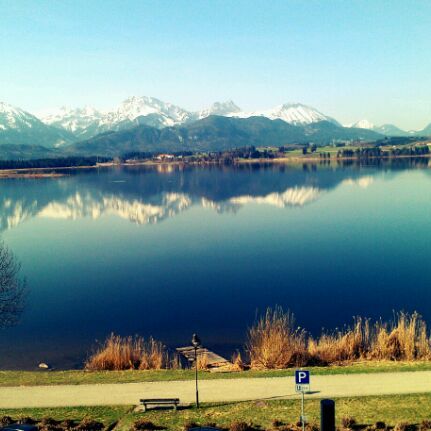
<box><xmin>125</xmin><ymin>394</ymin><xmax>431</xmax><ymax>431</ymax></box>
<box><xmin>0</xmin><ymin>405</ymin><xmax>131</xmax><ymax>427</ymax></box>
<box><xmin>2</xmin><ymin>394</ymin><xmax>431</xmax><ymax>431</ymax></box>
<box><xmin>0</xmin><ymin>361</ymin><xmax>430</xmax><ymax>387</ymax></box>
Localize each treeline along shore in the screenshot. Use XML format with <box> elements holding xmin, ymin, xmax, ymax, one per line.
<box><xmin>84</xmin><ymin>308</ymin><xmax>431</xmax><ymax>371</ymax></box>
<box><xmin>0</xmin><ymin>138</ymin><xmax>430</xmax><ymax>174</ymax></box>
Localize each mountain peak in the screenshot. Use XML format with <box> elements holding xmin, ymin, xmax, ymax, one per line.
<box><xmin>114</xmin><ymin>96</ymin><xmax>193</xmax><ymax>126</ymax></box>
<box><xmin>198</xmin><ymin>100</ymin><xmax>241</xmax><ymax>118</ymax></box>
<box><xmin>0</xmin><ymin>102</ymin><xmax>40</xmax><ymax>130</ymax></box>
<box><xmin>0</xmin><ymin>101</ymin><xmax>25</xmax><ymax>116</ymax></box>
<box><xmin>233</xmin><ymin>102</ymin><xmax>339</xmax><ymax>125</ymax></box>
<box><xmin>0</xmin><ymin>102</ymin><xmax>74</xmax><ymax>147</ymax></box>
<box><xmin>351</xmin><ymin>119</ymin><xmax>375</xmax><ymax>129</ymax></box>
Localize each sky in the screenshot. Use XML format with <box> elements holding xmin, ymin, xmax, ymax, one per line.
<box><xmin>1</xmin><ymin>0</ymin><xmax>431</xmax><ymax>130</ymax></box>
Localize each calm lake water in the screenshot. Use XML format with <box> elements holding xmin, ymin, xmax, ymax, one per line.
<box><xmin>1</xmin><ymin>159</ymin><xmax>431</xmax><ymax>369</ymax></box>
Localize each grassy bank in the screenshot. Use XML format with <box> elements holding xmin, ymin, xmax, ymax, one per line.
<box><xmin>124</xmin><ymin>394</ymin><xmax>431</xmax><ymax>431</ymax></box>
<box><xmin>1</xmin><ymin>361</ymin><xmax>431</xmax><ymax>386</ymax></box>
<box><xmin>0</xmin><ymin>405</ymin><xmax>131</xmax><ymax>428</ymax></box>
<box><xmin>2</xmin><ymin>394</ymin><xmax>431</xmax><ymax>431</ymax></box>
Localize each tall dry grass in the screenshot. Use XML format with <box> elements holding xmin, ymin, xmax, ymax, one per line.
<box><xmin>247</xmin><ymin>308</ymin><xmax>431</xmax><ymax>369</ymax></box>
<box><xmin>308</xmin><ymin>317</ymin><xmax>371</xmax><ymax>363</ymax></box>
<box><xmin>85</xmin><ymin>334</ymin><xmax>168</xmax><ymax>371</ymax></box>
<box><xmin>246</xmin><ymin>306</ymin><xmax>308</xmax><ymax>368</ymax></box>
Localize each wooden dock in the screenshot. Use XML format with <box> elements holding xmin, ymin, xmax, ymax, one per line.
<box><xmin>176</xmin><ymin>346</ymin><xmax>231</xmax><ymax>368</ymax></box>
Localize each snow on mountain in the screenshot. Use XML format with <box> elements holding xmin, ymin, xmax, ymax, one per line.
<box><xmin>0</xmin><ymin>102</ymin><xmax>74</xmax><ymax>147</ymax></box>
<box><xmin>349</xmin><ymin>119</ymin><xmax>376</xmax><ymax>129</ymax></box>
<box><xmin>0</xmin><ymin>102</ymin><xmax>40</xmax><ymax>130</ymax></box>
<box><xmin>231</xmin><ymin>103</ymin><xmax>339</xmax><ymax>125</ymax></box>
<box><xmin>374</xmin><ymin>124</ymin><xmax>410</xmax><ymax>137</ymax></box>
<box><xmin>198</xmin><ymin>100</ymin><xmax>241</xmax><ymax>119</ymax></box>
<box><xmin>108</xmin><ymin>96</ymin><xmax>195</xmax><ymax>127</ymax></box>
<box><xmin>38</xmin><ymin>96</ymin><xmax>198</xmax><ymax>140</ymax></box>
<box><xmin>347</xmin><ymin>120</ymin><xmax>411</xmax><ymax>136</ymax></box>
<box><xmin>39</xmin><ymin>106</ymin><xmax>105</xmax><ymax>136</ymax></box>
<box><xmin>38</xmin><ymin>99</ymin><xmax>339</xmax><ymax>140</ymax></box>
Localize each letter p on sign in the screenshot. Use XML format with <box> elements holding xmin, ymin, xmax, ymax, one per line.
<box><xmin>295</xmin><ymin>370</ymin><xmax>310</xmax><ymax>385</ymax></box>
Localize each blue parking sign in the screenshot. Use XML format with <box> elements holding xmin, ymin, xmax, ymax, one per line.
<box><xmin>295</xmin><ymin>370</ymin><xmax>310</xmax><ymax>385</ymax></box>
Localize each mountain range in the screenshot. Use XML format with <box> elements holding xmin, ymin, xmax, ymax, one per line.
<box><xmin>66</xmin><ymin>115</ymin><xmax>382</xmax><ymax>157</ymax></box>
<box><xmin>1</xmin><ymin>96</ymin><xmax>430</xmax><ymax>159</ymax></box>
<box><xmin>348</xmin><ymin>119</ymin><xmax>429</xmax><ymax>137</ymax></box>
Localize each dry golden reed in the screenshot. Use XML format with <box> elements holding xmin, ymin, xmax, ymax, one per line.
<box><xmin>247</xmin><ymin>308</ymin><xmax>431</xmax><ymax>369</ymax></box>
<box><xmin>85</xmin><ymin>333</ymin><xmax>167</xmax><ymax>371</ymax></box>
<box><xmin>246</xmin><ymin>306</ymin><xmax>308</xmax><ymax>369</ymax></box>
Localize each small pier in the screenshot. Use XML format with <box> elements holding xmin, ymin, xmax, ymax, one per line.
<box><xmin>176</xmin><ymin>346</ymin><xmax>231</xmax><ymax>368</ymax></box>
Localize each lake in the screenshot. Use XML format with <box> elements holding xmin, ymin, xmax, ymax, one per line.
<box><xmin>1</xmin><ymin>159</ymin><xmax>431</xmax><ymax>369</ymax></box>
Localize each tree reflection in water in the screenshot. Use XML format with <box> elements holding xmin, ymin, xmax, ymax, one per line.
<box><xmin>0</xmin><ymin>241</ymin><xmax>25</xmax><ymax>328</ymax></box>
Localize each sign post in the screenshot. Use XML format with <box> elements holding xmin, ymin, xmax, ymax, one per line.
<box><xmin>295</xmin><ymin>370</ymin><xmax>310</xmax><ymax>431</ymax></box>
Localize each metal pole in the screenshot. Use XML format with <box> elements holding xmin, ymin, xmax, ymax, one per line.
<box><xmin>301</xmin><ymin>390</ymin><xmax>305</xmax><ymax>431</ymax></box>
<box><xmin>195</xmin><ymin>346</ymin><xmax>199</xmax><ymax>408</ymax></box>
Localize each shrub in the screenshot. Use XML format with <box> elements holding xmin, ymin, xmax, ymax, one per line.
<box><xmin>74</xmin><ymin>419</ymin><xmax>104</xmax><ymax>431</ymax></box>
<box><xmin>231</xmin><ymin>352</ymin><xmax>246</xmax><ymax>371</ymax></box>
<box><xmin>276</xmin><ymin>426</ymin><xmax>296</xmax><ymax>431</ymax></box>
<box><xmin>230</xmin><ymin>422</ymin><xmax>254</xmax><ymax>431</ymax></box>
<box><xmin>0</xmin><ymin>417</ymin><xmax>14</xmax><ymax>426</ymax></box>
<box><xmin>60</xmin><ymin>420</ymin><xmax>77</xmax><ymax>430</ymax></box>
<box><xmin>394</xmin><ymin>423</ymin><xmax>416</xmax><ymax>431</ymax></box>
<box><xmin>85</xmin><ymin>334</ymin><xmax>142</xmax><ymax>370</ymax></box>
<box><xmin>40</xmin><ymin>418</ymin><xmax>60</xmax><ymax>426</ymax></box>
<box><xmin>17</xmin><ymin>417</ymin><xmax>37</xmax><ymax>425</ymax></box>
<box><xmin>247</xmin><ymin>308</ymin><xmax>431</xmax><ymax>368</ymax></box>
<box><xmin>39</xmin><ymin>418</ymin><xmax>63</xmax><ymax>431</ymax></box>
<box><xmin>138</xmin><ymin>337</ymin><xmax>168</xmax><ymax>370</ymax></box>
<box><xmin>132</xmin><ymin>420</ymin><xmax>165</xmax><ymax>431</ymax></box>
<box><xmin>375</xmin><ymin>422</ymin><xmax>386</xmax><ymax>430</ymax></box>
<box><xmin>247</xmin><ymin>307</ymin><xmax>307</xmax><ymax>369</ymax></box>
<box><xmin>370</xmin><ymin>313</ymin><xmax>431</xmax><ymax>361</ymax></box>
<box><xmin>85</xmin><ymin>334</ymin><xmax>168</xmax><ymax>371</ymax></box>
<box><xmin>39</xmin><ymin>424</ymin><xmax>63</xmax><ymax>431</ymax></box>
<box><xmin>341</xmin><ymin>417</ymin><xmax>356</xmax><ymax>429</ymax></box>
<box><xmin>183</xmin><ymin>422</ymin><xmax>200</xmax><ymax>431</ymax></box>
<box><xmin>309</xmin><ymin>318</ymin><xmax>370</xmax><ymax>363</ymax></box>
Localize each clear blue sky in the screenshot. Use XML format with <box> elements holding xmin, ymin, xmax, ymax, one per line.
<box><xmin>1</xmin><ymin>0</ymin><xmax>430</xmax><ymax>129</ymax></box>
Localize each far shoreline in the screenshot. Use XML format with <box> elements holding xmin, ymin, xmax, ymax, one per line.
<box><xmin>0</xmin><ymin>152</ymin><xmax>430</xmax><ymax>177</ymax></box>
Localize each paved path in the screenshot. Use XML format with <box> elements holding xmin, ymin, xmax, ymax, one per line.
<box><xmin>1</xmin><ymin>371</ymin><xmax>431</xmax><ymax>408</ymax></box>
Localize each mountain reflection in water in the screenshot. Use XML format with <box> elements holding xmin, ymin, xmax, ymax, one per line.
<box><xmin>0</xmin><ymin>162</ymin><xmax>392</xmax><ymax>231</ymax></box>
<box><xmin>0</xmin><ymin>160</ymin><xmax>431</xmax><ymax>370</ymax></box>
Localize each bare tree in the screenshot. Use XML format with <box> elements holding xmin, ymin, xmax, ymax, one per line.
<box><xmin>0</xmin><ymin>241</ymin><xmax>25</xmax><ymax>328</ymax></box>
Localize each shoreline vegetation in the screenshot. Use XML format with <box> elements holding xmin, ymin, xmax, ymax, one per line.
<box><xmin>83</xmin><ymin>308</ymin><xmax>431</xmax><ymax>373</ymax></box>
<box><xmin>0</xmin><ymin>141</ymin><xmax>430</xmax><ymax>176</ymax></box>
<box><xmin>1</xmin><ymin>361</ymin><xmax>431</xmax><ymax>387</ymax></box>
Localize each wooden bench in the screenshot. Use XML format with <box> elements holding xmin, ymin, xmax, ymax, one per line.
<box><xmin>140</xmin><ymin>398</ymin><xmax>180</xmax><ymax>412</ymax></box>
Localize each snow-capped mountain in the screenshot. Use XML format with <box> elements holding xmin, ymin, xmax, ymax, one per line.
<box><xmin>108</xmin><ymin>96</ymin><xmax>195</xmax><ymax>127</ymax></box>
<box><xmin>0</xmin><ymin>102</ymin><xmax>74</xmax><ymax>147</ymax></box>
<box><xmin>347</xmin><ymin>119</ymin><xmax>412</xmax><ymax>137</ymax></box>
<box><xmin>198</xmin><ymin>100</ymin><xmax>241</xmax><ymax>119</ymax></box>
<box><xmin>39</xmin><ymin>106</ymin><xmax>106</xmax><ymax>138</ymax></box>
<box><xmin>350</xmin><ymin>119</ymin><xmax>376</xmax><ymax>129</ymax></box>
<box><xmin>374</xmin><ymin>124</ymin><xmax>410</xmax><ymax>137</ymax></box>
<box><xmin>38</xmin><ymin>98</ymin><xmax>340</xmax><ymax>140</ymax></box>
<box><xmin>230</xmin><ymin>103</ymin><xmax>339</xmax><ymax>125</ymax></box>
<box><xmin>39</xmin><ymin>96</ymin><xmax>198</xmax><ymax>140</ymax></box>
